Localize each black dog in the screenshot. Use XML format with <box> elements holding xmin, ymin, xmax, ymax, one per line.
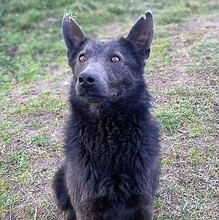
<box><xmin>53</xmin><ymin>11</ymin><xmax>160</xmax><ymax>220</ymax></box>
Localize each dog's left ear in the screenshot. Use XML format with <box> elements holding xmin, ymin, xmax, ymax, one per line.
<box><xmin>127</xmin><ymin>11</ymin><xmax>154</xmax><ymax>59</ymax></box>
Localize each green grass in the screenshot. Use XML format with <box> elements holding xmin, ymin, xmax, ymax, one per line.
<box><xmin>0</xmin><ymin>0</ymin><xmax>218</xmax><ymax>219</ymax></box>
<box><xmin>155</xmin><ymin>100</ymin><xmax>194</xmax><ymax>132</ymax></box>
<box><xmin>25</xmin><ymin>135</ymin><xmax>49</xmax><ymax>147</ymax></box>
<box><xmin>14</xmin><ymin>92</ymin><xmax>68</xmax><ymax>116</ymax></box>
<box><xmin>147</xmin><ymin>38</ymin><xmax>172</xmax><ymax>75</ymax></box>
<box><xmin>189</xmin><ymin>40</ymin><xmax>219</xmax><ymax>78</ymax></box>
<box><xmin>0</xmin><ymin>151</ymin><xmax>31</xmax><ymax>218</ymax></box>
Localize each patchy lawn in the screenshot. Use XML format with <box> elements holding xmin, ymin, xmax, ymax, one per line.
<box><xmin>0</xmin><ymin>0</ymin><xmax>218</xmax><ymax>219</ymax></box>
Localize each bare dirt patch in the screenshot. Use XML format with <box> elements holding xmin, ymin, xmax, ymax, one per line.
<box><xmin>148</xmin><ymin>15</ymin><xmax>219</xmax><ymax>105</ymax></box>
<box><xmin>181</xmin><ymin>16</ymin><xmax>219</xmax><ymax>40</ymax></box>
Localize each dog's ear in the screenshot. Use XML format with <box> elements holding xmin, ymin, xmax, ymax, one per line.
<box><xmin>62</xmin><ymin>13</ymin><xmax>85</xmax><ymax>51</ymax></box>
<box><xmin>127</xmin><ymin>11</ymin><xmax>154</xmax><ymax>59</ymax></box>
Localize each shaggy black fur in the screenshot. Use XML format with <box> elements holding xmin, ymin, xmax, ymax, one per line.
<box><xmin>53</xmin><ymin>12</ymin><xmax>160</xmax><ymax>220</ymax></box>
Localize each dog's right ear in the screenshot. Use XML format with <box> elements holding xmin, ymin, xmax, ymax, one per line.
<box><xmin>62</xmin><ymin>13</ymin><xmax>85</xmax><ymax>51</ymax></box>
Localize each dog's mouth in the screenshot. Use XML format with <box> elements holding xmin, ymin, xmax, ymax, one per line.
<box><xmin>78</xmin><ymin>90</ymin><xmax>106</xmax><ymax>100</ymax></box>
<box><xmin>76</xmin><ymin>84</ymin><xmax>121</xmax><ymax>103</ymax></box>
<box><xmin>76</xmin><ymin>84</ymin><xmax>109</xmax><ymax>100</ymax></box>
<box><xmin>80</xmin><ymin>93</ymin><xmax>104</xmax><ymax>98</ymax></box>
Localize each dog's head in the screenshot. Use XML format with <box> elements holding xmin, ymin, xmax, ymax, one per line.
<box><xmin>62</xmin><ymin>12</ymin><xmax>154</xmax><ymax>104</ymax></box>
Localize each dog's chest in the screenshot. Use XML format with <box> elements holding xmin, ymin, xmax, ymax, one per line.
<box><xmin>67</xmin><ymin>117</ymin><xmax>145</xmax><ymax>204</ymax></box>
<box><xmin>79</xmin><ymin>117</ymin><xmax>141</xmax><ymax>169</ymax></box>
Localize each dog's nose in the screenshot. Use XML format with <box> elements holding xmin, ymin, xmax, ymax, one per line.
<box><xmin>78</xmin><ymin>73</ymin><xmax>96</xmax><ymax>87</ymax></box>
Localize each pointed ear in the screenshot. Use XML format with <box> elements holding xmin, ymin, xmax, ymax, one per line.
<box><xmin>126</xmin><ymin>11</ymin><xmax>154</xmax><ymax>59</ymax></box>
<box><xmin>62</xmin><ymin>13</ymin><xmax>85</xmax><ymax>51</ymax></box>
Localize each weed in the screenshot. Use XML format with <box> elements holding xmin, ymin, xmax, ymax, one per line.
<box><xmin>26</xmin><ymin>135</ymin><xmax>49</xmax><ymax>148</ymax></box>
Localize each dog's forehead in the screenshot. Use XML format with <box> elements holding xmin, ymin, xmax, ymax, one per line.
<box><xmin>82</xmin><ymin>39</ymin><xmax>123</xmax><ymax>53</ymax></box>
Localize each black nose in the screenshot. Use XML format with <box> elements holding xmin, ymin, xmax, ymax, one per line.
<box><xmin>78</xmin><ymin>72</ymin><xmax>96</xmax><ymax>87</ymax></box>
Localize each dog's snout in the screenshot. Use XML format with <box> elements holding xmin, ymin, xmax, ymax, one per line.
<box><xmin>78</xmin><ymin>73</ymin><xmax>96</xmax><ymax>87</ymax></box>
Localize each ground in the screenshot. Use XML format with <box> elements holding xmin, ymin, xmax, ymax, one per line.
<box><xmin>0</xmin><ymin>0</ymin><xmax>218</xmax><ymax>219</ymax></box>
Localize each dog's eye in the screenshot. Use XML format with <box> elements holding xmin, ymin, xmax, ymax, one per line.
<box><xmin>79</xmin><ymin>55</ymin><xmax>86</xmax><ymax>63</ymax></box>
<box><xmin>111</xmin><ymin>55</ymin><xmax>120</xmax><ymax>63</ymax></box>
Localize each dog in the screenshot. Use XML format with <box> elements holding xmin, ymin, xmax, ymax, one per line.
<box><xmin>53</xmin><ymin>11</ymin><xmax>160</xmax><ymax>220</ymax></box>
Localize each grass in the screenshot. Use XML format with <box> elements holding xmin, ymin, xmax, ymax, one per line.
<box><xmin>0</xmin><ymin>0</ymin><xmax>218</xmax><ymax>219</ymax></box>
<box><xmin>155</xmin><ymin>100</ymin><xmax>195</xmax><ymax>132</ymax></box>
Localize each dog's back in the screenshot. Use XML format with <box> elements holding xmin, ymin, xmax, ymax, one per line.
<box><xmin>53</xmin><ymin>12</ymin><xmax>160</xmax><ymax>220</ymax></box>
